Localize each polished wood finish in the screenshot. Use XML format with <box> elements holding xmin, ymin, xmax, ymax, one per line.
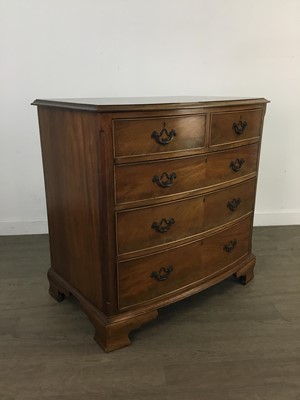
<box><xmin>118</xmin><ymin>216</ymin><xmax>252</xmax><ymax>309</ymax></box>
<box><xmin>115</xmin><ymin>143</ymin><xmax>259</xmax><ymax>205</ymax></box>
<box><xmin>113</xmin><ymin>114</ymin><xmax>206</xmax><ymax>157</ymax></box>
<box><xmin>210</xmin><ymin>108</ymin><xmax>263</xmax><ymax>146</ymax></box>
<box><xmin>116</xmin><ymin>179</ymin><xmax>256</xmax><ymax>255</ymax></box>
<box><xmin>33</xmin><ymin>96</ymin><xmax>268</xmax><ymax>352</ymax></box>
<box><xmin>32</xmin><ymin>96</ymin><xmax>268</xmax><ymax>112</ymax></box>
<box><xmin>37</xmin><ymin>108</ymin><xmax>103</xmax><ymax>309</ymax></box>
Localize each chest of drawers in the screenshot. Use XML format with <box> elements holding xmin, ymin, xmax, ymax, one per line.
<box><xmin>32</xmin><ymin>96</ymin><xmax>268</xmax><ymax>352</ymax></box>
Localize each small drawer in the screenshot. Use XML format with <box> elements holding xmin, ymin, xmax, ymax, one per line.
<box><xmin>113</xmin><ymin>115</ymin><xmax>206</xmax><ymax>158</ymax></box>
<box><xmin>210</xmin><ymin>109</ymin><xmax>263</xmax><ymax>146</ymax></box>
<box><xmin>116</xmin><ymin>179</ymin><xmax>256</xmax><ymax>255</ymax></box>
<box><xmin>114</xmin><ymin>143</ymin><xmax>259</xmax><ymax>205</ymax></box>
<box><xmin>118</xmin><ymin>216</ymin><xmax>252</xmax><ymax>309</ymax></box>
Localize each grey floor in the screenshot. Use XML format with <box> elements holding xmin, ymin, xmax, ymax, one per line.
<box><xmin>0</xmin><ymin>226</ymin><xmax>300</xmax><ymax>400</ymax></box>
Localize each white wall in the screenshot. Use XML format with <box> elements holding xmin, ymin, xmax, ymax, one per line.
<box><xmin>0</xmin><ymin>0</ymin><xmax>299</xmax><ymax>235</ymax></box>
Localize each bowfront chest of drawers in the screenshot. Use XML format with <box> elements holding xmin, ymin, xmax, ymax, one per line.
<box><xmin>33</xmin><ymin>96</ymin><xmax>268</xmax><ymax>352</ymax></box>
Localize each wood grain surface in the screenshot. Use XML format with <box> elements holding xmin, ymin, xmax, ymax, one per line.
<box><xmin>116</xmin><ymin>179</ymin><xmax>256</xmax><ymax>255</ymax></box>
<box><xmin>118</xmin><ymin>216</ymin><xmax>252</xmax><ymax>309</ymax></box>
<box><xmin>38</xmin><ymin>107</ymin><xmax>104</xmax><ymax>309</ymax></box>
<box><xmin>115</xmin><ymin>143</ymin><xmax>259</xmax><ymax>205</ymax></box>
<box><xmin>210</xmin><ymin>108</ymin><xmax>263</xmax><ymax>145</ymax></box>
<box><xmin>33</xmin><ymin>98</ymin><xmax>267</xmax><ymax>352</ymax></box>
<box><xmin>113</xmin><ymin>114</ymin><xmax>206</xmax><ymax>157</ymax></box>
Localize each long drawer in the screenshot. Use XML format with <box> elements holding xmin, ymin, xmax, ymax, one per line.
<box><xmin>210</xmin><ymin>108</ymin><xmax>263</xmax><ymax>146</ymax></box>
<box><xmin>115</xmin><ymin>143</ymin><xmax>259</xmax><ymax>205</ymax></box>
<box><xmin>116</xmin><ymin>179</ymin><xmax>256</xmax><ymax>255</ymax></box>
<box><xmin>113</xmin><ymin>114</ymin><xmax>206</xmax><ymax>158</ymax></box>
<box><xmin>118</xmin><ymin>216</ymin><xmax>252</xmax><ymax>309</ymax></box>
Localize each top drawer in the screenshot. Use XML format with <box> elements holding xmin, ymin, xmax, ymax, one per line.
<box><xmin>113</xmin><ymin>115</ymin><xmax>206</xmax><ymax>158</ymax></box>
<box><xmin>210</xmin><ymin>108</ymin><xmax>263</xmax><ymax>146</ymax></box>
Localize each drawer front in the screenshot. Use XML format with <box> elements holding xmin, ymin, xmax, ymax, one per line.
<box><xmin>115</xmin><ymin>143</ymin><xmax>259</xmax><ymax>205</ymax></box>
<box><xmin>117</xmin><ymin>179</ymin><xmax>256</xmax><ymax>255</ymax></box>
<box><xmin>113</xmin><ymin>115</ymin><xmax>206</xmax><ymax>157</ymax></box>
<box><xmin>210</xmin><ymin>109</ymin><xmax>263</xmax><ymax>146</ymax></box>
<box><xmin>118</xmin><ymin>216</ymin><xmax>252</xmax><ymax>309</ymax></box>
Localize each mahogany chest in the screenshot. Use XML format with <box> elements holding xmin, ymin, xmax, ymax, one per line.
<box><xmin>32</xmin><ymin>96</ymin><xmax>268</xmax><ymax>351</ymax></box>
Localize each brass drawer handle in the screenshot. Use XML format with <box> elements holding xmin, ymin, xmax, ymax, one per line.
<box><xmin>230</xmin><ymin>158</ymin><xmax>244</xmax><ymax>172</ymax></box>
<box><xmin>223</xmin><ymin>239</ymin><xmax>237</xmax><ymax>253</ymax></box>
<box><xmin>151</xmin><ymin>266</ymin><xmax>173</xmax><ymax>281</ymax></box>
<box><xmin>227</xmin><ymin>198</ymin><xmax>241</xmax><ymax>211</ymax></box>
<box><xmin>152</xmin><ymin>172</ymin><xmax>176</xmax><ymax>188</ymax></box>
<box><xmin>232</xmin><ymin>119</ymin><xmax>248</xmax><ymax>135</ymax></box>
<box><xmin>151</xmin><ymin>218</ymin><xmax>175</xmax><ymax>233</ymax></box>
<box><xmin>151</xmin><ymin>122</ymin><xmax>176</xmax><ymax>145</ymax></box>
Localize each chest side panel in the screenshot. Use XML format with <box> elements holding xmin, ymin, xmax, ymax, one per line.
<box><xmin>38</xmin><ymin>107</ymin><xmax>104</xmax><ymax>310</ymax></box>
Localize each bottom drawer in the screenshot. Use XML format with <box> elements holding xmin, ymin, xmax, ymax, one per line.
<box><xmin>118</xmin><ymin>216</ymin><xmax>252</xmax><ymax>309</ymax></box>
